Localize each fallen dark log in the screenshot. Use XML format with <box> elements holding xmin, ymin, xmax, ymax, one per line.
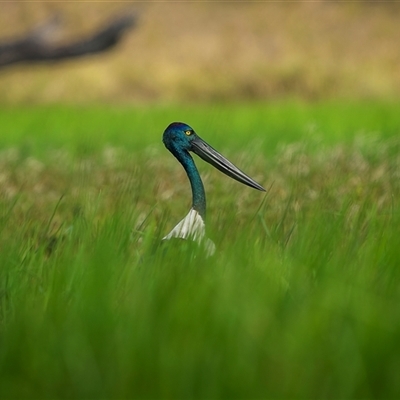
<box><xmin>0</xmin><ymin>13</ymin><xmax>136</xmax><ymax>67</ymax></box>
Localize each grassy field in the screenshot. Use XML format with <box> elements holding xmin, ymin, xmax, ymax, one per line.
<box><xmin>0</xmin><ymin>101</ymin><xmax>400</xmax><ymax>398</ymax></box>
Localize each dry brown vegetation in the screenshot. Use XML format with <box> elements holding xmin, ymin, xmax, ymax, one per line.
<box><xmin>1</xmin><ymin>135</ymin><xmax>398</xmax><ymax>248</ymax></box>
<box><xmin>0</xmin><ymin>2</ymin><xmax>400</xmax><ymax>104</ymax></box>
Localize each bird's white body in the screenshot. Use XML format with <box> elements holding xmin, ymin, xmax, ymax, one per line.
<box><xmin>163</xmin><ymin>208</ymin><xmax>215</xmax><ymax>256</ymax></box>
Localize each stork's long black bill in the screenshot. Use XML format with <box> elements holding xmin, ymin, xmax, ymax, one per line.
<box><xmin>191</xmin><ymin>136</ymin><xmax>266</xmax><ymax>191</ymax></box>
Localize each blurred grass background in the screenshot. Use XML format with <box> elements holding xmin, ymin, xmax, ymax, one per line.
<box><xmin>1</xmin><ymin>1</ymin><xmax>400</xmax><ymax>103</ymax></box>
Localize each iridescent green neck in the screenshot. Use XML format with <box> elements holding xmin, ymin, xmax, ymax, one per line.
<box><xmin>175</xmin><ymin>150</ymin><xmax>206</xmax><ymax>219</ymax></box>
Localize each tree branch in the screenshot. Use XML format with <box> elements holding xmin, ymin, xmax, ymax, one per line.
<box><xmin>0</xmin><ymin>13</ymin><xmax>137</xmax><ymax>67</ymax></box>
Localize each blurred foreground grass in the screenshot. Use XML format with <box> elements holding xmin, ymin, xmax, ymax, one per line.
<box><xmin>0</xmin><ymin>102</ymin><xmax>400</xmax><ymax>398</ymax></box>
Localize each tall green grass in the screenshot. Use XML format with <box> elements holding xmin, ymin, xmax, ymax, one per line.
<box><xmin>0</xmin><ymin>101</ymin><xmax>399</xmax><ymax>154</ymax></box>
<box><xmin>0</xmin><ymin>102</ymin><xmax>399</xmax><ymax>398</ymax></box>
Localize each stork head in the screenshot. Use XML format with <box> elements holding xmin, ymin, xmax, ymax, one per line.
<box><xmin>162</xmin><ymin>122</ymin><xmax>266</xmax><ymax>192</ymax></box>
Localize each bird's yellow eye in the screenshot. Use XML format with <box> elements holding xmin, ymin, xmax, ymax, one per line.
<box><xmin>185</xmin><ymin>130</ymin><xmax>192</xmax><ymax>136</ymax></box>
